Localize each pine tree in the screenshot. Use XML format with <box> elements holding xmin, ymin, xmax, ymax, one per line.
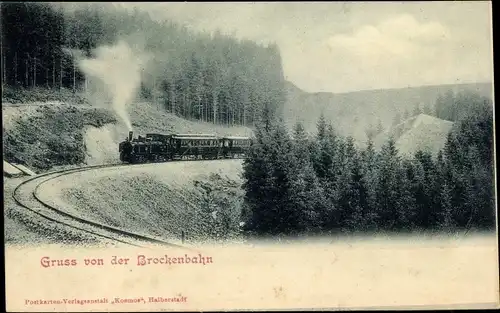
<box><xmin>316</xmin><ymin>112</ymin><xmax>327</xmax><ymax>142</ymax></box>
<box><xmin>360</xmin><ymin>138</ymin><xmax>379</xmax><ymax>231</ymax></box>
<box><xmin>292</xmin><ymin>121</ymin><xmax>310</xmax><ymax>161</ymax></box>
<box><xmin>312</xmin><ymin>115</ymin><xmax>335</xmax><ymax>181</ymax></box>
<box><xmin>396</xmin><ymin>159</ymin><xmax>417</xmax><ymax>231</ymax></box>
<box><xmin>411</xmin><ymin>150</ymin><xmax>439</xmax><ymax>229</ymax></box>
<box><xmin>287</xmin><ymin>150</ymin><xmax>327</xmax><ymax>233</ymax></box>
<box><xmin>340</xmin><ymin>137</ymin><xmax>369</xmax><ymax>233</ymax></box>
<box><xmin>375</xmin><ymin>137</ymin><xmax>401</xmax><ymax>230</ymax></box>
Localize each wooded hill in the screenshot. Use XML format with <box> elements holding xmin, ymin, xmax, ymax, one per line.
<box><xmin>0</xmin><ymin>2</ymin><xmax>286</xmax><ymax>127</ymax></box>
<box><xmin>284</xmin><ymin>80</ymin><xmax>493</xmax><ymax>145</ymax></box>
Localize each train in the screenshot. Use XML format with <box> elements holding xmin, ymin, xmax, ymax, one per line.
<box><xmin>118</xmin><ymin>131</ymin><xmax>253</xmax><ymax>164</ymax></box>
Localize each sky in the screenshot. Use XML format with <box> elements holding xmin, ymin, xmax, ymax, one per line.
<box><xmin>117</xmin><ymin>2</ymin><xmax>493</xmax><ymax>94</ymax></box>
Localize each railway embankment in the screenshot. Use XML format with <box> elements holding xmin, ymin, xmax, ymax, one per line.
<box><xmin>35</xmin><ymin>160</ymin><xmax>246</xmax><ymax>245</ymax></box>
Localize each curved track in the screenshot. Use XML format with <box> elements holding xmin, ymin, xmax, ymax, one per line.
<box><xmin>12</xmin><ymin>162</ymin><xmax>203</xmax><ymax>249</ymax></box>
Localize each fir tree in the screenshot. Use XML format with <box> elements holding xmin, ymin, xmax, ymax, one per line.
<box><xmin>360</xmin><ymin>137</ymin><xmax>379</xmax><ymax>231</ymax></box>
<box><xmin>375</xmin><ymin>137</ymin><xmax>401</xmax><ymax>230</ymax></box>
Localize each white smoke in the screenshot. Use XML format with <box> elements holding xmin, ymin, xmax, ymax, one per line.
<box><xmin>78</xmin><ymin>40</ymin><xmax>148</xmax><ymax>131</ymax></box>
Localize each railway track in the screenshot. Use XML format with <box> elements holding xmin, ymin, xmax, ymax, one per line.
<box><xmin>12</xmin><ymin>161</ymin><xmax>218</xmax><ymax>249</ymax></box>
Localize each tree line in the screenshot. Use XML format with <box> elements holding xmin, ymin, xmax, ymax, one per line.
<box><xmin>242</xmin><ymin>97</ymin><xmax>495</xmax><ymax>236</ymax></box>
<box><xmin>390</xmin><ymin>90</ymin><xmax>493</xmax><ymax>127</ymax></box>
<box><xmin>1</xmin><ymin>2</ymin><xmax>285</xmax><ymax>126</ymax></box>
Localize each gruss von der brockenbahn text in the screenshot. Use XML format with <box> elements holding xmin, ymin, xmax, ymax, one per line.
<box><xmin>119</xmin><ymin>131</ymin><xmax>253</xmax><ymax>164</ymax></box>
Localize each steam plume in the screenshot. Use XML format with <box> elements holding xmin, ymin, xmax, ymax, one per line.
<box><xmin>78</xmin><ymin>40</ymin><xmax>147</xmax><ymax>131</ymax></box>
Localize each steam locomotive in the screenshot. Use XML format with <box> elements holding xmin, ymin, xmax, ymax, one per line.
<box><xmin>118</xmin><ymin>131</ymin><xmax>253</xmax><ymax>164</ymax></box>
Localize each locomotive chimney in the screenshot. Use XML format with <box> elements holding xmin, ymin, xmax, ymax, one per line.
<box><xmin>128</xmin><ymin>131</ymin><xmax>133</xmax><ymax>141</ymax></box>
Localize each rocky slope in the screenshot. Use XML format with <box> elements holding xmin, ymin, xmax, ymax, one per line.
<box><xmin>373</xmin><ymin>114</ymin><xmax>454</xmax><ymax>156</ymax></box>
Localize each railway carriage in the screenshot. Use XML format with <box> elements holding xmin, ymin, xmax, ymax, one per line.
<box><xmin>171</xmin><ymin>134</ymin><xmax>219</xmax><ymax>160</ymax></box>
<box><xmin>220</xmin><ymin>136</ymin><xmax>252</xmax><ymax>158</ymax></box>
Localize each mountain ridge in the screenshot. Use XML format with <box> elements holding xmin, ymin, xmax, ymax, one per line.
<box><xmin>283</xmin><ymin>80</ymin><xmax>493</xmax><ymax>147</ymax></box>
<box><xmin>286</xmin><ymin>80</ymin><xmax>493</xmax><ymax>97</ymax></box>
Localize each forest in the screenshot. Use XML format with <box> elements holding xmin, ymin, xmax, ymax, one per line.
<box><xmin>0</xmin><ymin>2</ymin><xmax>286</xmax><ymax>126</ymax></box>
<box><xmin>242</xmin><ymin>91</ymin><xmax>495</xmax><ymax>236</ymax></box>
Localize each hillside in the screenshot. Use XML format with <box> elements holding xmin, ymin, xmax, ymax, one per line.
<box><xmin>373</xmin><ymin>114</ymin><xmax>454</xmax><ymax>157</ymax></box>
<box><xmin>284</xmin><ymin>81</ymin><xmax>492</xmax><ymax>145</ymax></box>
<box><xmin>2</xmin><ymin>98</ymin><xmax>253</xmax><ymax>172</ymax></box>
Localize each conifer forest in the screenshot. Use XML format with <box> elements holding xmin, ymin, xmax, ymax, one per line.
<box><xmin>242</xmin><ymin>90</ymin><xmax>495</xmax><ymax>236</ymax></box>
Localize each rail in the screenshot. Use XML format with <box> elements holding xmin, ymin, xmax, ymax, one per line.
<box><xmin>12</xmin><ymin>163</ymin><xmax>192</xmax><ymax>248</ymax></box>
